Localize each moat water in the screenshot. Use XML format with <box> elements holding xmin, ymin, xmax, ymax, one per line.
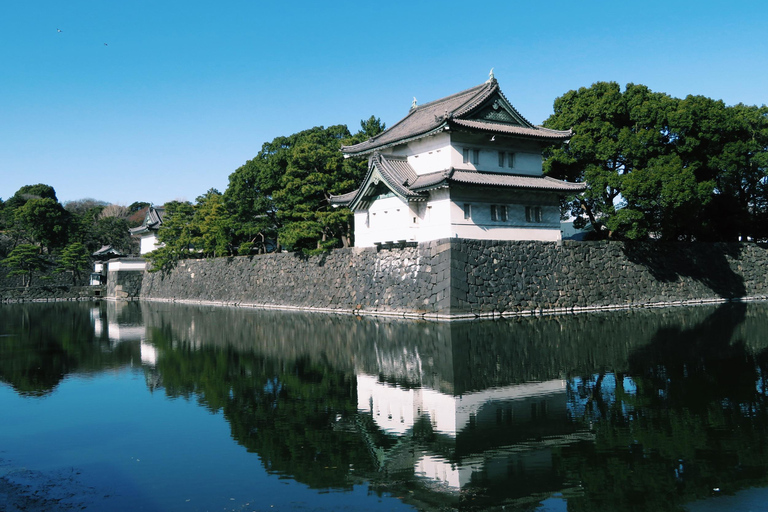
<box><xmin>2</xmin><ymin>300</ymin><xmax>768</xmax><ymax>511</ymax></box>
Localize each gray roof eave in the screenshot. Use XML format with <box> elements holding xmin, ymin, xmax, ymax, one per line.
<box><xmin>342</xmin><ymin>123</ymin><xmax>450</xmax><ymax>157</ymax></box>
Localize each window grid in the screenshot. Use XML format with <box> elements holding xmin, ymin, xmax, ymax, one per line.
<box><xmin>526</xmin><ymin>206</ymin><xmax>543</xmax><ymax>223</ymax></box>
<box><xmin>490</xmin><ymin>205</ymin><xmax>508</xmax><ymax>222</ymax></box>
<box><xmin>463</xmin><ymin>148</ymin><xmax>480</xmax><ymax>165</ymax></box>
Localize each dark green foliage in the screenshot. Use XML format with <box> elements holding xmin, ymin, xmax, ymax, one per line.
<box><xmin>2</xmin><ymin>244</ymin><xmax>47</xmax><ymax>287</ymax></box>
<box><xmin>146</xmin><ymin>200</ymin><xmax>196</xmax><ymax>272</ymax></box>
<box><xmin>193</xmin><ymin>189</ymin><xmax>232</xmax><ymax>258</ymax></box>
<box><xmin>149</xmin><ymin>326</ymin><xmax>376</xmax><ymax>489</ymax></box>
<box><xmin>224</xmin><ymin>118</ymin><xmax>383</xmax><ymax>253</ymax></box>
<box><xmin>4</xmin><ymin>184</ymin><xmax>58</xmax><ymax>211</ymax></box>
<box><xmin>145</xmin><ymin>191</ymin><xmax>234</xmax><ymax>272</ymax></box>
<box><xmin>55</xmin><ymin>242</ymin><xmax>92</xmax><ymax>285</ymax></box>
<box><xmin>92</xmin><ymin>216</ymin><xmax>137</xmax><ymax>254</ymax></box>
<box><xmin>13</xmin><ymin>197</ymin><xmax>71</xmax><ymax>251</ymax></box>
<box><xmin>128</xmin><ymin>201</ymin><xmax>150</xmax><ymax>213</ymax></box>
<box><xmin>544</xmin><ymin>83</ymin><xmax>768</xmax><ymax>241</ymax></box>
<box><xmin>0</xmin><ymin>303</ymin><xmax>138</xmax><ymax>396</ymax></box>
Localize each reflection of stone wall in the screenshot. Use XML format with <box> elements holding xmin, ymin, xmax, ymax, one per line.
<box><xmin>140</xmin><ymin>240</ymin><xmax>768</xmax><ymax>317</ymax></box>
<box><xmin>140</xmin><ymin>300</ymin><xmax>768</xmax><ymax>395</ymax></box>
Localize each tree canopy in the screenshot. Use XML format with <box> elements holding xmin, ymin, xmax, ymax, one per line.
<box><xmin>225</xmin><ymin>120</ymin><xmax>383</xmax><ymax>252</ymax></box>
<box><xmin>544</xmin><ymin>82</ymin><xmax>768</xmax><ymax>241</ymax></box>
<box><xmin>2</xmin><ymin>244</ymin><xmax>48</xmax><ymax>287</ymax></box>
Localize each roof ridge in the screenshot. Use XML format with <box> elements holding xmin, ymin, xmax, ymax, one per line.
<box><xmin>411</xmin><ymin>81</ymin><xmax>489</xmax><ymax>112</ymax></box>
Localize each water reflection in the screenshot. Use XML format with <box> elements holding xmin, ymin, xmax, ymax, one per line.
<box><xmin>2</xmin><ymin>301</ymin><xmax>768</xmax><ymax>510</ymax></box>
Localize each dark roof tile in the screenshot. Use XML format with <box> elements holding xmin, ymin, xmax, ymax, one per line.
<box><xmin>341</xmin><ymin>79</ymin><xmax>570</xmax><ymax>155</ymax></box>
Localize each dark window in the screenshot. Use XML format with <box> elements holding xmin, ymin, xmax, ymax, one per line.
<box><xmin>526</xmin><ymin>206</ymin><xmax>543</xmax><ymax>223</ymax></box>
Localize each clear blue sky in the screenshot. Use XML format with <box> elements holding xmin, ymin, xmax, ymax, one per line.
<box><xmin>1</xmin><ymin>0</ymin><xmax>766</xmax><ymax>206</ymax></box>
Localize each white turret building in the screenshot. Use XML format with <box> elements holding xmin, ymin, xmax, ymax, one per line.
<box><xmin>332</xmin><ymin>74</ymin><xmax>585</xmax><ymax>247</ymax></box>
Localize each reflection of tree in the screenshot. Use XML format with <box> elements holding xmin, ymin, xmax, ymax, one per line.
<box><xmin>561</xmin><ymin>303</ymin><xmax>768</xmax><ymax>511</ymax></box>
<box><xmin>0</xmin><ymin>303</ymin><xmax>138</xmax><ymax>396</ymax></box>
<box><xmin>148</xmin><ymin>326</ymin><xmax>377</xmax><ymax>489</ymax></box>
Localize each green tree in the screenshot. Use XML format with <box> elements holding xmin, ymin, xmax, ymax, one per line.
<box><xmin>145</xmin><ymin>201</ymin><xmax>196</xmax><ymax>272</ymax></box>
<box><xmin>55</xmin><ymin>242</ymin><xmax>92</xmax><ymax>285</ymax></box>
<box><xmin>544</xmin><ymin>83</ymin><xmax>768</xmax><ymax>241</ymax></box>
<box><xmin>224</xmin><ymin>118</ymin><xmax>383</xmax><ymax>253</ymax></box>
<box><xmin>224</xmin><ymin>156</ymin><xmax>280</xmax><ymax>254</ymax></box>
<box><xmin>2</xmin><ymin>244</ymin><xmax>47</xmax><ymax>287</ymax></box>
<box><xmin>93</xmin><ymin>216</ymin><xmax>136</xmax><ymax>254</ymax></box>
<box><xmin>193</xmin><ymin>189</ymin><xmax>231</xmax><ymax>258</ymax></box>
<box><xmin>13</xmin><ymin>197</ymin><xmax>71</xmax><ymax>251</ymax></box>
<box><xmin>4</xmin><ymin>183</ymin><xmax>58</xmax><ymax>211</ymax></box>
<box><xmin>3</xmin><ymin>184</ymin><xmax>62</xmax><ymax>247</ymax></box>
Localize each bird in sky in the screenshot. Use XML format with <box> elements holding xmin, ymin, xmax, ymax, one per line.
<box><xmin>57</xmin><ymin>28</ymin><xmax>62</xmax><ymax>33</ymax></box>
<box><xmin>104</xmin><ymin>43</ymin><xmax>108</xmax><ymax>46</ymax></box>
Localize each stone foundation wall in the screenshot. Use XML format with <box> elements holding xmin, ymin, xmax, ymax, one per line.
<box><xmin>450</xmin><ymin>240</ymin><xmax>768</xmax><ymax>316</ymax></box>
<box><xmin>141</xmin><ymin>242</ymin><xmax>451</xmax><ymax>315</ymax></box>
<box><xmin>140</xmin><ymin>240</ymin><xmax>768</xmax><ymax>319</ymax></box>
<box><xmin>0</xmin><ymin>285</ymin><xmax>102</xmax><ymax>303</ymax></box>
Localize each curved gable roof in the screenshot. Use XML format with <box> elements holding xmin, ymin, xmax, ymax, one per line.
<box><xmin>341</xmin><ymin>78</ymin><xmax>571</xmax><ymax>157</ymax></box>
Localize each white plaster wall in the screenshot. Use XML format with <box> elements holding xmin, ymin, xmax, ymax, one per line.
<box><xmin>354</xmin><ymin>195</ymin><xmax>417</xmax><ymax>247</ymax></box>
<box><xmin>395</xmin><ymin>133</ymin><xmax>452</xmax><ymax>175</ymax></box>
<box><xmin>449</xmin><ymin>140</ymin><xmax>543</xmax><ymax>176</ymax></box>
<box><xmin>413</xmin><ymin>188</ymin><xmax>453</xmax><ymax>243</ymax></box>
<box><xmin>357</xmin><ymin>373</ymin><xmax>567</xmax><ymax>439</ymax></box>
<box><xmin>513</xmin><ymin>151</ymin><xmax>543</xmax><ymax>175</ymax></box>
<box><xmin>448</xmin><ymin>200</ymin><xmax>562</xmax><ymax>241</ymax></box>
<box><xmin>140</xmin><ymin>234</ymin><xmax>162</xmax><ymax>255</ymax></box>
<box><xmin>352</xmin><ymin>189</ymin><xmax>563</xmax><ymax>246</ymax></box>
<box><xmin>107</xmin><ymin>259</ymin><xmax>147</xmax><ymax>271</ymax></box>
<box><xmin>453</xmin><ymin>380</ymin><xmax>566</xmax><ymax>434</ymax></box>
<box><xmin>415</xmin><ymin>455</ymin><xmax>477</xmax><ymax>490</ymax></box>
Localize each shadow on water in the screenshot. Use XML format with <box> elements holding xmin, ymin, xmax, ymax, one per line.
<box><xmin>6</xmin><ymin>300</ymin><xmax>768</xmax><ymax>510</ymax></box>
<box><xmin>622</xmin><ymin>242</ymin><xmax>746</xmax><ymax>298</ymax></box>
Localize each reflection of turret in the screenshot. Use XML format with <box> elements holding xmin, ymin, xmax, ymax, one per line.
<box><xmin>137</xmin><ymin>301</ymin><xmax>768</xmax><ymax>511</ymax></box>
<box><xmin>358</xmin><ymin>373</ymin><xmax>568</xmax><ymax>437</ymax></box>
<box><xmin>356</xmin><ymin>372</ymin><xmax>586</xmax><ymax>497</ymax></box>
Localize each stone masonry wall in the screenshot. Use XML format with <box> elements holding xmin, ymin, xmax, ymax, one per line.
<box><xmin>140</xmin><ymin>240</ymin><xmax>768</xmax><ymax>318</ymax></box>
<box><xmin>106</xmin><ymin>270</ymin><xmax>144</xmax><ymax>300</ymax></box>
<box><xmin>0</xmin><ymin>285</ymin><xmax>102</xmax><ymax>303</ymax></box>
<box><xmin>141</xmin><ymin>241</ymin><xmax>452</xmax><ymax>316</ymax></box>
<box><xmin>450</xmin><ymin>240</ymin><xmax>768</xmax><ymax>316</ymax></box>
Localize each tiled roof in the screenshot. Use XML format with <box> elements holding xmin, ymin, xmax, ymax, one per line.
<box><xmin>129</xmin><ymin>206</ymin><xmax>165</xmax><ymax>235</ymax></box>
<box><xmin>341</xmin><ymin>78</ymin><xmax>570</xmax><ymax>156</ymax></box>
<box><xmin>409</xmin><ymin>168</ymin><xmax>586</xmax><ymax>193</ymax></box>
<box><xmin>329</xmin><ymin>190</ymin><xmax>358</xmax><ymax>205</ymax></box>
<box><xmin>331</xmin><ymin>154</ymin><xmax>427</xmax><ymax>209</ymax></box>
<box><xmin>373</xmin><ymin>154</ymin><xmax>421</xmax><ymax>198</ymax></box>
<box><xmin>92</xmin><ymin>245</ymin><xmax>123</xmax><ymax>257</ymax></box>
<box><xmin>330</xmin><ymin>155</ymin><xmax>586</xmax><ymax>208</ymax></box>
<box><xmin>450</xmin><ymin>119</ymin><xmax>571</xmax><ymax>140</ymax></box>
<box><xmin>448</xmin><ymin>170</ymin><xmax>587</xmax><ymax>192</ymax></box>
<box><xmin>342</xmin><ymin>83</ymin><xmax>489</xmax><ymax>156</ymax></box>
